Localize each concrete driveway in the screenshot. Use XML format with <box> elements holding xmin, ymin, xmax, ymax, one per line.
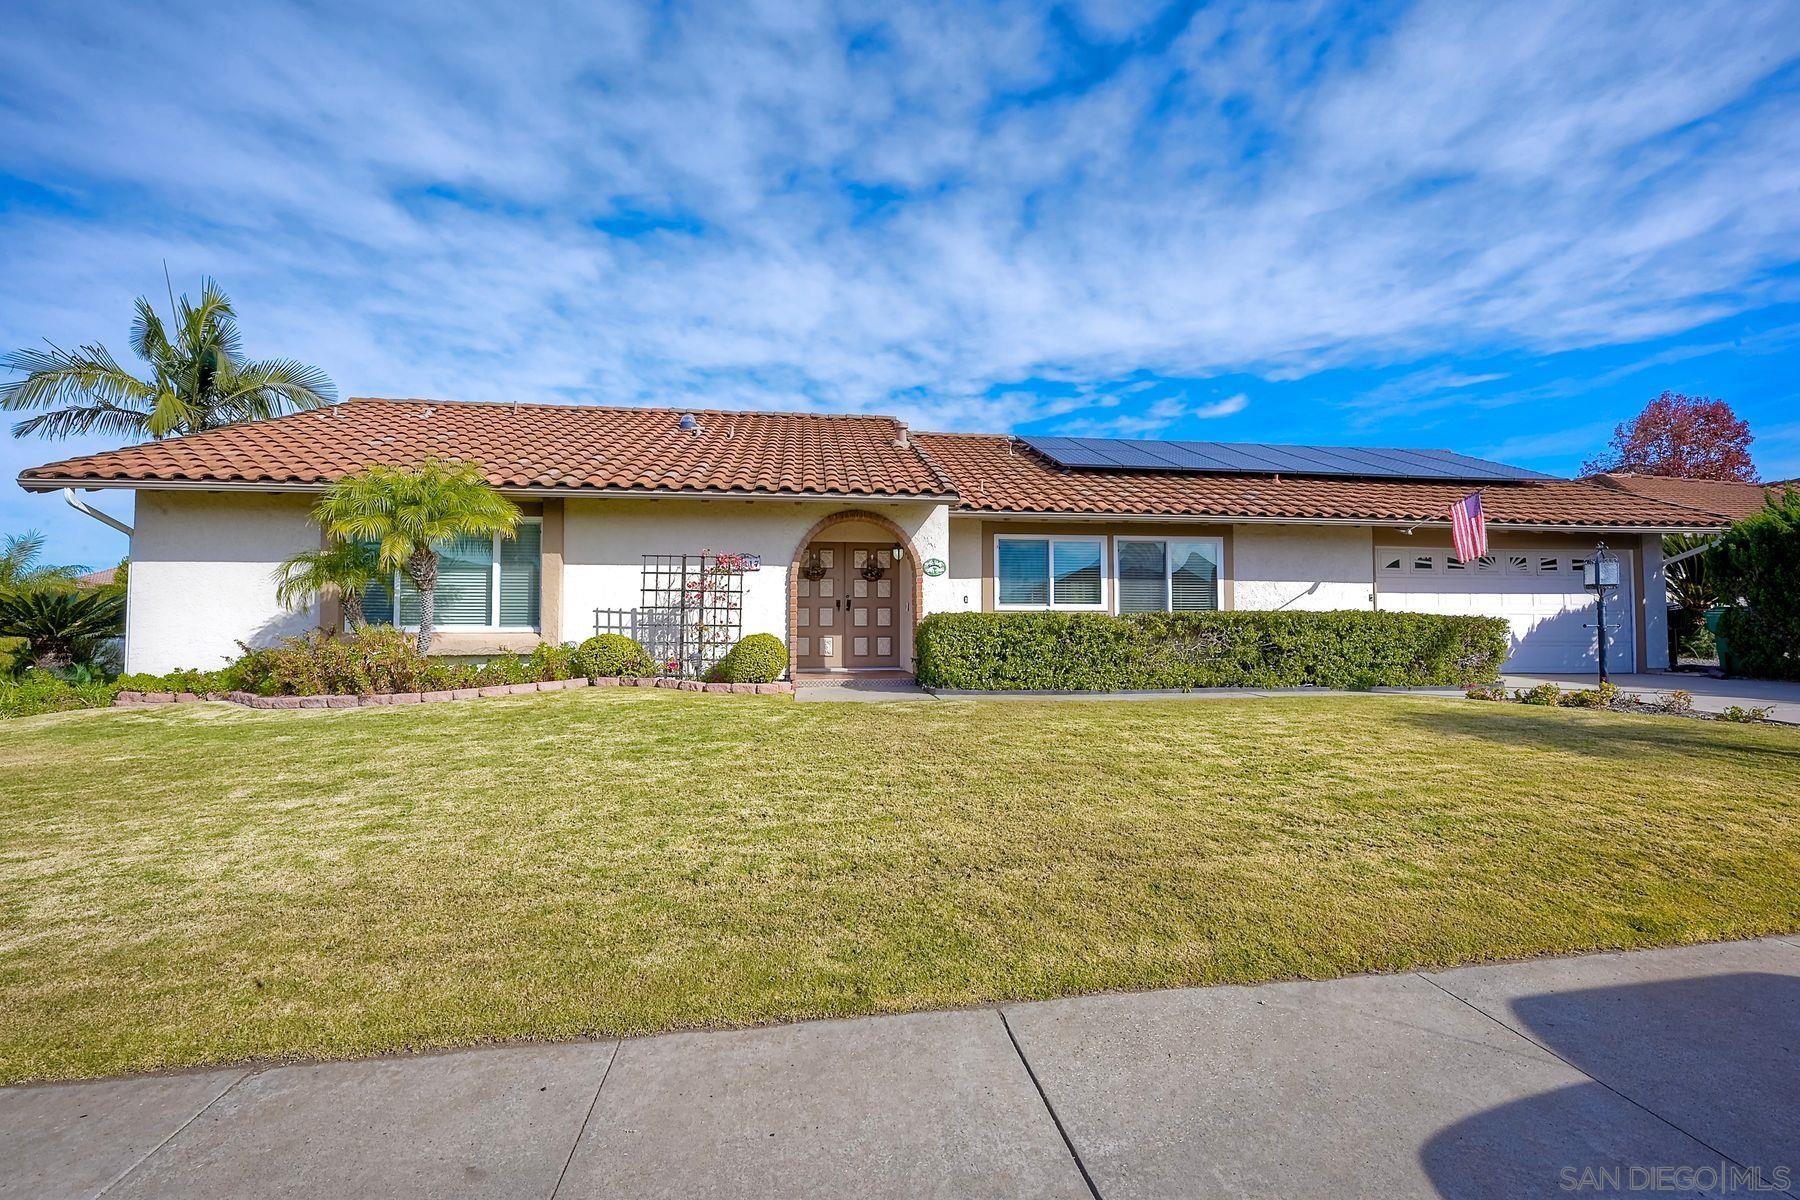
<box><xmin>1504</xmin><ymin>673</ymin><xmax>1800</xmax><ymax>724</ymax></box>
<box><xmin>5</xmin><ymin>938</ymin><xmax>1794</xmax><ymax>1198</ymax></box>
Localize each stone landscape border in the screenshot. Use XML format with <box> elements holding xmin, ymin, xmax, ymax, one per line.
<box><xmin>113</xmin><ymin>677</ymin><xmax>795</xmax><ymax>709</ymax></box>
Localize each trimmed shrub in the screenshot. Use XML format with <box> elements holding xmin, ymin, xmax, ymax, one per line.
<box><xmin>1709</xmin><ymin>487</ymin><xmax>1800</xmax><ymax>680</ymax></box>
<box><xmin>0</xmin><ymin>673</ymin><xmax>118</xmax><ymax>719</ymax></box>
<box><xmin>914</xmin><ymin>610</ymin><xmax>1509</xmax><ymax>691</ymax></box>
<box><xmin>529</xmin><ymin>642</ymin><xmax>580</xmax><ymax>682</ymax></box>
<box><xmin>706</xmin><ymin>633</ymin><xmax>788</xmax><ymax>684</ymax></box>
<box><xmin>575</xmin><ymin>633</ymin><xmax>652</xmax><ymax>679</ymax></box>
<box><xmin>1515</xmin><ymin>683</ymin><xmax>1563</xmax><ymax>706</ymax></box>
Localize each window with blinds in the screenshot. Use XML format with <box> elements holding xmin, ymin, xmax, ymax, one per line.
<box><xmin>996</xmin><ymin>538</ymin><xmax>1050</xmax><ymax>606</ymax></box>
<box><xmin>1116</xmin><ymin>540</ymin><xmax>1167</xmax><ymax>613</ymax></box>
<box><xmin>1170</xmin><ymin>541</ymin><xmax>1219</xmax><ymax>611</ymax></box>
<box><xmin>1116</xmin><ymin>538</ymin><xmax>1220</xmax><ymax>613</ymax></box>
<box><xmin>354</xmin><ymin>521</ymin><xmax>542</xmax><ymax>629</ymax></box>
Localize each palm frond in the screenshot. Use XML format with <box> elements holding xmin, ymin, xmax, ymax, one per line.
<box><xmin>11</xmin><ymin>403</ymin><xmax>154</xmax><ymax>441</ymax></box>
<box><xmin>218</xmin><ymin>358</ymin><xmax>336</xmax><ymax>422</ymax></box>
<box><xmin>0</xmin><ymin>343</ymin><xmax>156</xmax><ymax>415</ymax></box>
<box><xmin>180</xmin><ymin>279</ymin><xmax>243</xmax><ymax>367</ymax></box>
<box><xmin>128</xmin><ymin>296</ymin><xmax>173</xmax><ymax>366</ymax></box>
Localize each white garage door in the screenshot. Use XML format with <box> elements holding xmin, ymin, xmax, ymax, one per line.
<box><xmin>1375</xmin><ymin>547</ymin><xmax>1634</xmax><ymax>673</ymax></box>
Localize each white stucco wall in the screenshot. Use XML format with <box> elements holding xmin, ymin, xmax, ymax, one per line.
<box><xmin>942</xmin><ymin>517</ymin><xmax>984</xmax><ymax>613</ymax></box>
<box><xmin>1232</xmin><ymin>524</ymin><xmax>1375</xmax><ymax>611</ymax></box>
<box><xmin>559</xmin><ymin>496</ymin><xmax>952</xmax><ymax>646</ymax></box>
<box><xmin>126</xmin><ymin>490</ymin><xmax>321</xmax><ymax>674</ymax></box>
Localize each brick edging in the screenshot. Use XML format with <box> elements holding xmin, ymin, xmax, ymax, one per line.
<box><xmin>112</xmin><ymin>677</ymin><xmax>794</xmax><ymax>709</ymax></box>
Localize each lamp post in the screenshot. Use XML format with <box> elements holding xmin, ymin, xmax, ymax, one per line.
<box><xmin>1583</xmin><ymin>543</ymin><xmax>1621</xmax><ymax>686</ymax></box>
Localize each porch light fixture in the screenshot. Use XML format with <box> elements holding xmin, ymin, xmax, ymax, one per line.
<box><xmin>891</xmin><ymin>544</ymin><xmax>906</xmax><ymax>562</ymax></box>
<box><xmin>1582</xmin><ymin>542</ymin><xmax>1622</xmax><ymax>686</ymax></box>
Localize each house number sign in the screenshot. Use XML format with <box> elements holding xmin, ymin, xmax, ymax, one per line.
<box><xmin>923</xmin><ymin>558</ymin><xmax>947</xmax><ymax>577</ymax></box>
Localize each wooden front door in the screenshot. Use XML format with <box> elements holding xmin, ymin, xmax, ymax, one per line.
<box><xmin>794</xmin><ymin>542</ymin><xmax>903</xmax><ymax>670</ymax></box>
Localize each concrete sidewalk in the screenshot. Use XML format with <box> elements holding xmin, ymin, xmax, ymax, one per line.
<box><xmin>5</xmin><ymin>938</ymin><xmax>1795</xmax><ymax>1198</ymax></box>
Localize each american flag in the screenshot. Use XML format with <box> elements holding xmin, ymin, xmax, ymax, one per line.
<box><xmin>1450</xmin><ymin>491</ymin><xmax>1487</xmax><ymax>563</ymax></box>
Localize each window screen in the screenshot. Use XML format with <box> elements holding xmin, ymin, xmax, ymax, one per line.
<box><xmin>1051</xmin><ymin>540</ymin><xmax>1103</xmax><ymax>606</ymax></box>
<box><xmin>997</xmin><ymin>539</ymin><xmax>1050</xmax><ymax>606</ymax></box>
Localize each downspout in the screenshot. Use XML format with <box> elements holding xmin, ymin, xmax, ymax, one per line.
<box><xmin>63</xmin><ymin>489</ymin><xmax>133</xmax><ymax>669</ymax></box>
<box><xmin>62</xmin><ymin>488</ymin><xmax>133</xmax><ymax>536</ymax></box>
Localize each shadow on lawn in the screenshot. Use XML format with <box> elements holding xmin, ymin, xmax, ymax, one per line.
<box><xmin>1391</xmin><ymin>703</ymin><xmax>1800</xmax><ymax>767</ymax></box>
<box><xmin>1419</xmin><ymin>971</ymin><xmax>1799</xmax><ymax>1198</ymax></box>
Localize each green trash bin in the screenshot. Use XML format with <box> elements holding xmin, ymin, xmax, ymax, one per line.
<box><xmin>1703</xmin><ymin>606</ymin><xmax>1734</xmax><ymax>676</ymax></box>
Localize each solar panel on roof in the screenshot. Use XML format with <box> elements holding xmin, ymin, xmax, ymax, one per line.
<box><xmin>1018</xmin><ymin>436</ymin><xmax>1557</xmax><ymax>482</ymax></box>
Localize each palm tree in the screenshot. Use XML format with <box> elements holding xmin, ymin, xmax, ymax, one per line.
<box><xmin>274</xmin><ymin>541</ymin><xmax>389</xmax><ymax>632</ymax></box>
<box><xmin>1</xmin><ymin>530</ymin><xmax>84</xmax><ymax>591</ymax></box>
<box><xmin>1</xmin><ymin>278</ymin><xmax>334</xmax><ymax>440</ymax></box>
<box><xmin>311</xmin><ymin>460</ymin><xmax>519</xmax><ymax>653</ymax></box>
<box><xmin>0</xmin><ymin>587</ymin><xmax>125</xmax><ymax>670</ymax></box>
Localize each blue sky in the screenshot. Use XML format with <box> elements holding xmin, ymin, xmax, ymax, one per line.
<box><xmin>4</xmin><ymin>0</ymin><xmax>1799</xmax><ymax>567</ymax></box>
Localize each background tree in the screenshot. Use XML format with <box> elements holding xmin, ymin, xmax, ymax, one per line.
<box><xmin>311</xmin><ymin>460</ymin><xmax>518</xmax><ymax>653</ymax></box>
<box><xmin>1708</xmin><ymin>488</ymin><xmax>1800</xmax><ymax>680</ymax></box>
<box><xmin>1581</xmin><ymin>392</ymin><xmax>1756</xmax><ymax>480</ymax></box>
<box><xmin>274</xmin><ymin>541</ymin><xmax>388</xmax><ymax>632</ymax></box>
<box><xmin>0</xmin><ymin>530</ymin><xmax>83</xmax><ymax>591</ymax></box>
<box><xmin>0</xmin><ymin>278</ymin><xmax>334</xmax><ymax>440</ymax></box>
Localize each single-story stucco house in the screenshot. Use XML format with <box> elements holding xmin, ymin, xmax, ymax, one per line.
<box><xmin>19</xmin><ymin>398</ymin><xmax>1723</xmax><ymax>677</ymax></box>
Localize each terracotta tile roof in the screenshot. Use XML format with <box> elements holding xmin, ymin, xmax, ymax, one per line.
<box><xmin>18</xmin><ymin>398</ymin><xmax>957</xmax><ymax>499</ymax></box>
<box><xmin>915</xmin><ymin>433</ymin><xmax>1720</xmax><ymax>529</ymax></box>
<box><xmin>1587</xmin><ymin>473</ymin><xmax>1790</xmax><ymax>522</ymax></box>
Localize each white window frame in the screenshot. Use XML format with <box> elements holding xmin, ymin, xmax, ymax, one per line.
<box><xmin>390</xmin><ymin>517</ymin><xmax>543</xmax><ymax>633</ymax></box>
<box><xmin>1112</xmin><ymin>536</ymin><xmax>1225</xmax><ymax>614</ymax></box>
<box><xmin>993</xmin><ymin>534</ymin><xmax>1110</xmax><ymax>611</ymax></box>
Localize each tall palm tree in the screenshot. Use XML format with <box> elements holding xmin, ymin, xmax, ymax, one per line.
<box><xmin>311</xmin><ymin>460</ymin><xmax>519</xmax><ymax>653</ymax></box>
<box><xmin>0</xmin><ymin>531</ymin><xmax>84</xmax><ymax>590</ymax></box>
<box><xmin>273</xmin><ymin>540</ymin><xmax>389</xmax><ymax>632</ymax></box>
<box><xmin>1</xmin><ymin>278</ymin><xmax>334</xmax><ymax>440</ymax></box>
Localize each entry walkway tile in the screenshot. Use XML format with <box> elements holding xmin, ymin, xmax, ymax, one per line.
<box><xmin>105</xmin><ymin>1041</ymin><xmax>613</xmax><ymax>1199</ymax></box>
<box><xmin>0</xmin><ymin>1069</ymin><xmax>242</xmax><ymax>1200</ymax></box>
<box><xmin>1003</xmin><ymin>972</ymin><xmax>1729</xmax><ymax>1199</ymax></box>
<box><xmin>1425</xmin><ymin>939</ymin><xmax>1800</xmax><ymax>1176</ymax></box>
<box><xmin>557</xmin><ymin>1009</ymin><xmax>1089</xmax><ymax>1199</ymax></box>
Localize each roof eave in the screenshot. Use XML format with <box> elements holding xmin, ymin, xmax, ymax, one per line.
<box><xmin>20</xmin><ymin>475</ymin><xmax>960</xmax><ymax>504</ymax></box>
<box><xmin>949</xmin><ymin>507</ymin><xmax>1722</xmax><ymax>533</ymax></box>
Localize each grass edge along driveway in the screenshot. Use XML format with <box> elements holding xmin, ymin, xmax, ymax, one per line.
<box><xmin>1</xmin><ymin>689</ymin><xmax>1796</xmax><ymax>1084</ymax></box>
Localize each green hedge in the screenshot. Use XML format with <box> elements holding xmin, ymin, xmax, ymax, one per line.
<box><xmin>1710</xmin><ymin>488</ymin><xmax>1800</xmax><ymax>681</ymax></box>
<box><xmin>915</xmin><ymin>610</ymin><xmax>1510</xmax><ymax>691</ymax></box>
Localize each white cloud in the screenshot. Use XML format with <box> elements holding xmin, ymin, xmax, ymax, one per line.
<box><xmin>0</xmin><ymin>0</ymin><xmax>1795</xmax><ymax>446</ymax></box>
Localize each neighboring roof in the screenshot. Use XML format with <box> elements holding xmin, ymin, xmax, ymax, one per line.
<box><xmin>1587</xmin><ymin>473</ymin><xmax>1790</xmax><ymax>522</ymax></box>
<box><xmin>18</xmin><ymin>398</ymin><xmax>957</xmax><ymax>500</ymax></box>
<box><xmin>76</xmin><ymin>567</ymin><xmax>116</xmax><ymax>587</ymax></box>
<box><xmin>916</xmin><ymin>434</ymin><xmax>1721</xmax><ymax>529</ymax></box>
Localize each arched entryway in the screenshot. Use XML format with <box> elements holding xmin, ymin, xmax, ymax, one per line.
<box><xmin>788</xmin><ymin>510</ymin><xmax>923</xmax><ymax>678</ymax></box>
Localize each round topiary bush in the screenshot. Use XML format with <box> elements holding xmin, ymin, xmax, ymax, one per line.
<box><xmin>706</xmin><ymin>633</ymin><xmax>787</xmax><ymax>683</ymax></box>
<box><xmin>575</xmin><ymin>633</ymin><xmax>653</xmax><ymax>679</ymax></box>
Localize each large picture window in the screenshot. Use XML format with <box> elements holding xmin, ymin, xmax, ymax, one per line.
<box><xmin>995</xmin><ymin>535</ymin><xmax>1108</xmax><ymax>610</ymax></box>
<box><xmin>1114</xmin><ymin>537</ymin><xmax>1222</xmax><ymax>613</ymax></box>
<box><xmin>360</xmin><ymin>520</ymin><xmax>542</xmax><ymax>630</ymax></box>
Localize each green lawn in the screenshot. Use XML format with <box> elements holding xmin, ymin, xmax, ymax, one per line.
<box><xmin>2</xmin><ymin>690</ymin><xmax>1796</xmax><ymax>1084</ymax></box>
